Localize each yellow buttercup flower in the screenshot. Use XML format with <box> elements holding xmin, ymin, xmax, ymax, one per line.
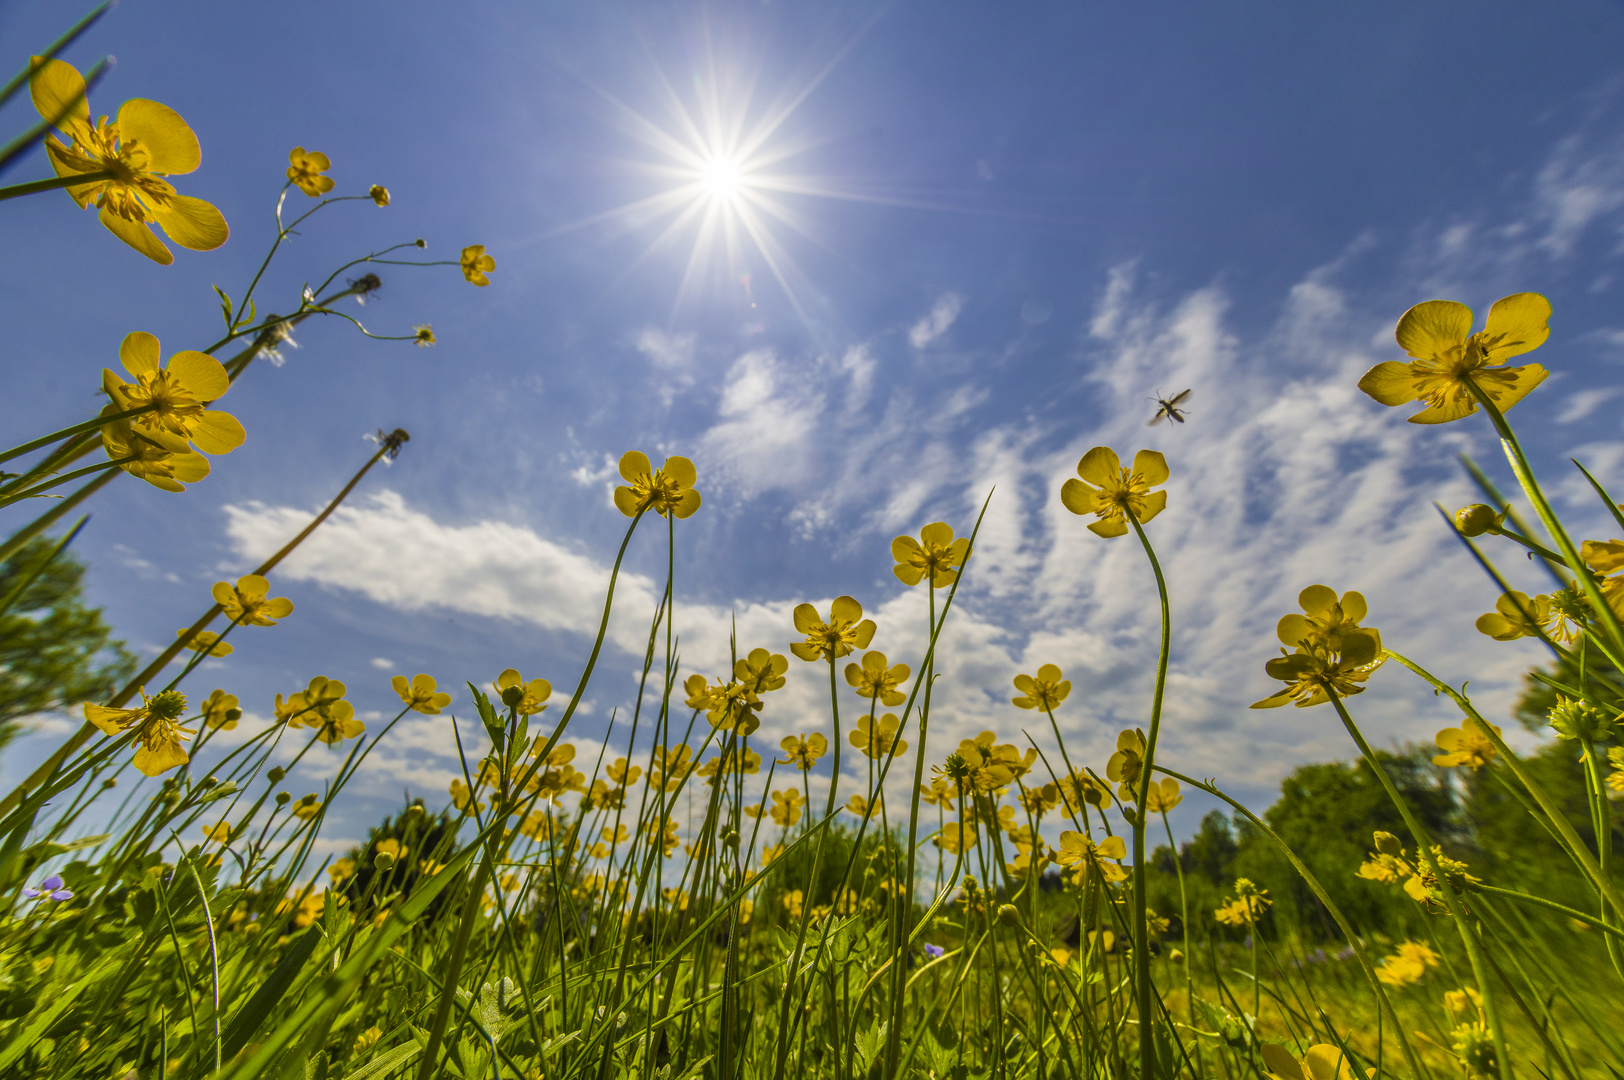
<box><xmin>1475</xmin><ymin>591</ymin><xmax>1551</xmax><ymax>641</ymax></box>
<box><xmin>461</xmin><ymin>244</ymin><xmax>496</xmax><ymax>286</ymax></box>
<box><xmin>844</xmin><ymin>793</ymin><xmax>870</xmax><ymax>816</ymax></box>
<box><xmin>954</xmin><ymin>731</ymin><xmax>1036</xmax><ymax>792</ymax></box>
<box><xmin>1012</xmin><ymin>664</ymin><xmax>1070</xmax><ymax>711</ymax></box>
<box><xmin>202</xmin><ymin>820</ymin><xmax>231</xmax><ymax>843</ymax></box>
<box><xmin>735</xmin><ymin>648</ymin><xmax>789</xmax><ymax>695</ymax></box>
<box><xmin>850</xmin><ymin>713</ymin><xmax>907</xmax><ymax>760</ymax></box>
<box><xmin>494</xmin><ymin>669</ymin><xmax>551</xmax><ymax>714</ymax></box>
<box><xmin>392</xmin><ymin>673</ymin><xmax>452</xmax><ymax>714</ymax></box>
<box><xmin>1060</xmin><ymin>447</ymin><xmax>1169</xmax><ymax>538</ymax></box>
<box><xmin>1260</xmin><ymin>1043</ymin><xmax>1363</xmax><ymax>1080</ymax></box>
<box><xmin>84</xmin><ymin>688</ymin><xmax>193</xmax><ymax>776</ymax></box>
<box><xmin>180</xmin><ymin>629</ymin><xmax>232</xmax><ymax>657</ymax></box>
<box><xmin>103</xmin><ymin>332</ymin><xmax>244</xmax><ymax>458</ymax></box>
<box><xmin>919</xmin><ymin>776</ymin><xmax>957</xmax><ymax>809</ymax></box>
<box><xmin>1359</xmin><ymin>293</ymin><xmax>1550</xmax><ymax>424</ymax></box>
<box><xmin>200</xmin><ymin>689</ymin><xmax>241</xmax><ymax>730</ymax></box>
<box><xmin>613</xmin><ymin>451</ymin><xmax>702</xmax><ymax>519</ymax></box>
<box><xmin>1433</xmin><ymin>717</ymin><xmax>1500</xmax><ymax>770</ymax></box>
<box><xmin>777</xmin><ymin>733</ymin><xmax>828</xmax><ymax>771</ymax></box>
<box><xmin>1374</xmin><ymin>940</ymin><xmax>1439</xmax><ymax>987</ymax></box>
<box><xmin>934</xmin><ymin>820</ymin><xmax>977</xmax><ymax>854</ymax></box>
<box><xmin>769</xmin><ymin>787</ymin><xmax>806</xmax><ymax>827</ymax></box>
<box><xmin>845</xmin><ymin>650</ymin><xmax>909</xmax><ymax>706</ymax></box>
<box><xmin>450</xmin><ymin>778</ymin><xmax>484</xmax><ymax>812</ymax></box>
<box><xmin>414</xmin><ymin>325</ymin><xmax>435</xmax><ymax>347</ymax></box>
<box><xmin>1215</xmin><ymin>879</ymin><xmax>1271</xmax><ymax>927</ymax></box>
<box><xmin>790</xmin><ymin>596</ymin><xmax>877</xmax><ymax>662</ymax></box>
<box><xmin>606</xmin><ymin>757</ymin><xmax>642</xmax><ymax>786</ymax></box>
<box><xmin>293</xmin><ymin>794</ymin><xmax>322</xmax><ymax>821</ymax></box>
<box><xmin>1252</xmin><ymin>585</ymin><xmax>1384</xmax><ymax>709</ymax></box>
<box><xmin>285</xmin><ymin>676</ymin><xmax>362</xmax><ymax>743</ymax></box>
<box><xmin>369</xmin><ymin>185</ymin><xmax>390</xmax><ymax>206</ymax></box>
<box><xmin>213</xmin><ymin>574</ymin><xmax>293</xmax><ymax>627</ymax></box>
<box><xmin>1608</xmin><ymin>747</ymin><xmax>1624</xmax><ymax>794</ymax></box>
<box><xmin>286</xmin><ymin>147</ymin><xmax>333</xmax><ymax>196</ymax></box>
<box><xmin>102</xmin><ymin>408</ymin><xmax>210</xmax><ymax>492</ymax></box>
<box><xmin>1106</xmin><ymin>728</ymin><xmax>1146</xmax><ymax>800</ymax></box>
<box><xmin>1055</xmin><ymin>831</ymin><xmax>1128</xmax><ymax>884</ymax></box>
<box><xmin>29</xmin><ymin>57</ymin><xmax>228</xmax><ymax>263</ymax></box>
<box><xmin>891</xmin><ymin>521</ymin><xmax>971</xmax><ymax>588</ymax></box>
<box><xmin>1143</xmin><ymin>776</ymin><xmax>1182</xmax><ymax>814</ymax></box>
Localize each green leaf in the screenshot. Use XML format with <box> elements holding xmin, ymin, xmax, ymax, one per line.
<box><xmin>214</xmin><ymin>285</ymin><xmax>234</xmax><ymax>329</ymax></box>
<box><xmin>0</xmin><ymin>952</ymin><xmax>115</xmax><ymax>1072</ymax></box>
<box><xmin>339</xmin><ymin>1042</ymin><xmax>421</xmax><ymax>1080</ymax></box>
<box><xmin>218</xmin><ymin>924</ymin><xmax>325</xmax><ymax>1062</ymax></box>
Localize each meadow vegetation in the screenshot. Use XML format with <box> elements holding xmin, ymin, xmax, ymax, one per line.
<box><xmin>2</xmin><ymin>10</ymin><xmax>1622</xmax><ymax>1080</ymax></box>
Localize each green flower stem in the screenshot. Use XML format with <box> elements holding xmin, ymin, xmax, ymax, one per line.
<box><xmin>1322</xmin><ymin>685</ymin><xmax>1512</xmax><ymax>1080</ymax></box>
<box><xmin>1464</xmin><ymin>374</ymin><xmax>1624</xmax><ymax>663</ymax></box>
<box><xmin>1386</xmin><ymin>649</ymin><xmax>1624</xmax><ymax>920</ymax></box>
<box><xmin>1579</xmin><ymin>739</ymin><xmax>1624</xmax><ymax>980</ymax></box>
<box><xmin>0</xmin><ymin>403</ymin><xmax>156</xmax><ymax>467</ymax></box>
<box><xmin>1475</xmin><ymin>883</ymin><xmax>1624</xmax><ymax>939</ymax></box>
<box><xmin>0</xmin><ymin>455</ymin><xmax>127</xmax><ymax>507</ymax></box>
<box><xmin>0</xmin><ymin>168</ymin><xmax>113</xmax><ymax>201</ymax></box>
<box><xmin>0</xmin><ymin>466</ymin><xmax>115</xmax><ymax>568</ymax></box>
<box><xmin>1159</xmin><ymin>808</ymin><xmax>1196</xmax><ymax>1029</ymax></box>
<box><xmin>1126</xmin><ymin>513</ymin><xmax>1171</xmax><ymax>1080</ymax></box>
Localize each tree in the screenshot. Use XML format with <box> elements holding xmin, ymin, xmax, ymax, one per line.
<box><xmin>0</xmin><ymin>534</ymin><xmax>136</xmax><ymax>749</ymax></box>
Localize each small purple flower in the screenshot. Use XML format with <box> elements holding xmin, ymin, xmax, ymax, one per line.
<box><xmin>21</xmin><ymin>875</ymin><xmax>73</xmax><ymax>902</ymax></box>
<box><xmin>1335</xmin><ymin>946</ymin><xmax>1356</xmax><ymax>962</ymax></box>
<box><xmin>923</xmin><ymin>943</ymin><xmax>945</xmax><ymax>960</ymax></box>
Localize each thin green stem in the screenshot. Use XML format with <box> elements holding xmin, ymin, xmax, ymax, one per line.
<box><xmin>0</xmin><ymin>169</ymin><xmax>113</xmax><ymax>201</ymax></box>
<box><xmin>0</xmin><ymin>404</ymin><xmax>156</xmax><ymax>467</ymax></box>
<box><xmin>1128</xmin><ymin>513</ymin><xmax>1171</xmax><ymax>1080</ymax></box>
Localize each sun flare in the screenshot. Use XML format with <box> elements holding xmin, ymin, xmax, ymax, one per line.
<box><xmin>699</xmin><ymin>156</ymin><xmax>747</xmax><ymax>202</ymax></box>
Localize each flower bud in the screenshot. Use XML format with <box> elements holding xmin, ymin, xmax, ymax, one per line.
<box><xmin>1549</xmin><ymin>695</ymin><xmax>1615</xmax><ymax>742</ymax></box>
<box><xmin>722</xmin><ymin>829</ymin><xmax>740</xmax><ymax>850</ymax></box>
<box><xmin>1455</xmin><ymin>504</ymin><xmax>1503</xmax><ymax>537</ymax></box>
<box><xmin>267</xmin><ymin>767</ymin><xmax>287</xmax><ymax>784</ymax></box>
<box><xmin>101</xmin><ymin>778</ymin><xmax>117</xmax><ymax>790</ymax></box>
<box><xmin>369</xmin><ymin>185</ymin><xmax>390</xmax><ymax>207</ymax></box>
<box><xmin>500</xmin><ymin>685</ymin><xmax>527</xmax><ymax>709</ymax></box>
<box><xmin>997</xmin><ymin>903</ymin><xmax>1021</xmax><ymax>927</ymax></box>
<box><xmin>1168</xmin><ymin>948</ymin><xmax>1185</xmax><ymax>964</ymax></box>
<box><xmin>1373</xmin><ymin>831</ymin><xmax>1403</xmax><ymax>856</ymax></box>
<box><xmin>275</xmin><ymin>792</ymin><xmax>291</xmax><ymax>806</ymax></box>
<box><xmin>200</xmin><ymin>776</ymin><xmax>219</xmax><ymax>789</ymax></box>
<box><xmin>374</xmin><ymin>851</ymin><xmax>396</xmax><ymax>871</ymax></box>
<box><xmin>414</xmin><ymin>238</ymin><xmax>426</xmax><ymax>248</ymax></box>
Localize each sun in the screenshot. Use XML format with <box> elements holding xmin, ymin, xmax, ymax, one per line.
<box><xmin>699</xmin><ymin>156</ymin><xmax>747</xmax><ymax>203</ymax></box>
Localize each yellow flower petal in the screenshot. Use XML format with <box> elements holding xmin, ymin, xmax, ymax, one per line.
<box><xmin>1259</xmin><ymin>1045</ymin><xmax>1306</xmax><ymax>1080</ymax></box>
<box><xmin>1059</xmin><ymin>478</ymin><xmax>1103</xmax><ymax>517</ymax></box>
<box><xmin>1075</xmin><ymin>446</ymin><xmax>1122</xmax><ymax>487</ymax></box>
<box><xmin>1131</xmin><ymin>449</ymin><xmax>1169</xmax><ymax>487</ymax></box>
<box><xmin>1394</xmin><ymin>299</ymin><xmax>1472</xmax><ymax>361</ymax></box>
<box><xmin>830</xmin><ymin>595</ymin><xmax>863</xmax><ymax>624</ymax></box>
<box><xmin>1136</xmin><ymin>488</ymin><xmax>1168</xmax><ymax>524</ymax></box>
<box><xmin>187</xmin><ymin>410</ymin><xmax>245</xmax><ymax>455</ymax></box>
<box><xmin>671</xmin><ymin>487</ymin><xmax>702</xmax><ymax>519</ymax></box>
<box><xmin>1356</xmin><ymin>360</ymin><xmax>1421</xmax><ymax>406</ymax></box>
<box><xmin>166</xmin><ymin>350</ymin><xmax>231</xmax><ymax>401</ymax></box>
<box><xmin>664</xmin><ymin>455</ymin><xmax>698</xmax><ymax>488</ymax></box>
<box><xmin>1097</xmin><ymin>835</ymin><xmax>1127</xmax><ymax>859</ymax></box>
<box><xmin>29</xmin><ymin>57</ymin><xmax>90</xmax><ymax>134</ymax></box>
<box><xmin>1086</xmin><ymin>517</ymin><xmax>1129</xmax><ymax>538</ymax></box>
<box><xmin>133</xmin><ymin>739</ymin><xmax>189</xmax><ymax>776</ymax></box>
<box><xmin>120</xmin><ymin>331</ymin><xmax>164</xmax><ymax>378</ymax></box>
<box><xmin>920</xmin><ymin>520</ymin><xmax>954</xmax><ymax>548</ymax></box>
<box><xmin>115</xmin><ymin>98</ymin><xmax>201</xmax><ymax>175</ymax></box>
<box><xmin>1480</xmin><ymin>292</ymin><xmax>1551</xmax><ymax>363</ymax></box>
<box><xmin>99</xmin><ymin>208</ymin><xmax>173</xmax><ymax>264</ymax></box>
<box><xmin>792</xmin><ymin>603</ymin><xmax>820</xmax><ymax>634</ymax></box>
<box><xmin>619</xmin><ymin>450</ymin><xmax>652</xmax><ymax>483</ymax></box>
<box><xmin>152</xmin><ymin>194</ymin><xmax>229</xmax><ymax>252</ymax></box>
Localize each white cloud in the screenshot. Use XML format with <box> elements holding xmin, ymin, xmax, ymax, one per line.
<box><xmin>908</xmin><ymin>292</ymin><xmax>966</xmax><ymax>348</ymax></box>
<box><xmin>697</xmin><ymin>349</ymin><xmax>823</xmax><ymax>497</ymax></box>
<box><xmin>1556</xmin><ymin>387</ymin><xmax>1620</xmax><ymax>424</ymax></box>
<box><xmin>636</xmin><ymin>327</ymin><xmax>695</xmax><ymax>369</ymax></box>
<box><xmin>369</xmin><ymin>657</ymin><xmax>395</xmax><ymax>670</ymax></box>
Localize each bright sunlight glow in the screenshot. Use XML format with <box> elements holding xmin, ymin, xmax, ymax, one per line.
<box><xmin>700</xmin><ymin>156</ymin><xmax>746</xmax><ymax>201</ymax></box>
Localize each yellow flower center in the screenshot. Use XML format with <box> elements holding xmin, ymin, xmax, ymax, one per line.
<box><xmin>123</xmin><ymin>369</ymin><xmax>207</xmax><ymax>439</ymax></box>
<box><xmin>58</xmin><ymin>120</ymin><xmax>177</xmax><ymax>222</ymax></box>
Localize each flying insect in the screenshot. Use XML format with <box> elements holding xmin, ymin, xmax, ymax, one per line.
<box><xmin>1148</xmin><ymin>389</ymin><xmax>1192</xmax><ymax>427</ymax></box>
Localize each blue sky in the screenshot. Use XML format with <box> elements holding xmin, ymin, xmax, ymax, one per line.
<box><xmin>5</xmin><ymin>0</ymin><xmax>1624</xmax><ymax>855</ymax></box>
